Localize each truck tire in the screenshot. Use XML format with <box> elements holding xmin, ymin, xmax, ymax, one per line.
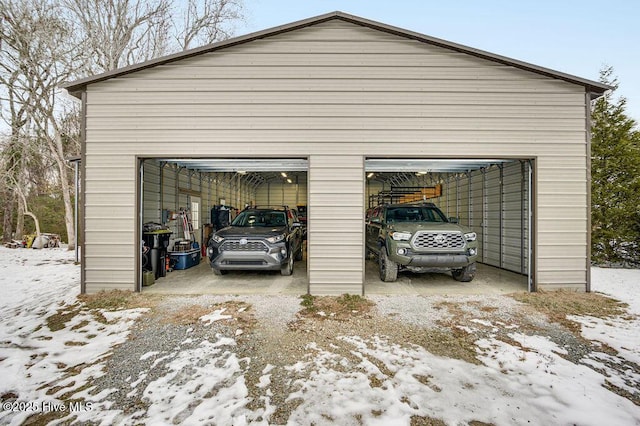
<box><xmin>452</xmin><ymin>262</ymin><xmax>476</xmax><ymax>282</ymax></box>
<box><xmin>294</xmin><ymin>244</ymin><xmax>303</xmax><ymax>261</ymax></box>
<box><xmin>212</xmin><ymin>268</ymin><xmax>227</xmax><ymax>276</ymax></box>
<box><xmin>379</xmin><ymin>247</ymin><xmax>398</xmax><ymax>282</ymax></box>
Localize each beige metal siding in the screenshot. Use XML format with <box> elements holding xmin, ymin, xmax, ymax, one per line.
<box><xmin>82</xmin><ymin>19</ymin><xmax>589</xmax><ymax>293</ymax></box>
<box><xmin>308</xmin><ymin>155</ymin><xmax>363</xmax><ymax>294</ymax></box>
<box><xmin>82</xmin><ymin>151</ymin><xmax>136</xmax><ymax>291</ymax></box>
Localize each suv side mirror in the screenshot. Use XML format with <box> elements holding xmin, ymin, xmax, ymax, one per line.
<box><xmin>449</xmin><ymin>217</ymin><xmax>459</xmax><ymax>224</ymax></box>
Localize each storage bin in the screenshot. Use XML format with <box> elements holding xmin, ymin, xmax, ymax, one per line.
<box><xmin>169</xmin><ymin>249</ymin><xmax>201</xmax><ymax>270</ymax></box>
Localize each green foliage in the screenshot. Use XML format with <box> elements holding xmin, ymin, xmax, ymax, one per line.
<box><xmin>300</xmin><ymin>294</ymin><xmax>317</xmax><ymax>312</ymax></box>
<box><xmin>591</xmin><ymin>67</ymin><xmax>640</xmax><ymax>265</ymax></box>
<box><xmin>27</xmin><ymin>192</ymin><xmax>70</xmax><ymax>243</ymax></box>
<box><xmin>336</xmin><ymin>294</ymin><xmax>368</xmax><ymax>311</ymax></box>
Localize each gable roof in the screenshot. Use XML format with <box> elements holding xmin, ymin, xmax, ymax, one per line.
<box><xmin>63</xmin><ymin>11</ymin><xmax>610</xmax><ymax>99</ymax></box>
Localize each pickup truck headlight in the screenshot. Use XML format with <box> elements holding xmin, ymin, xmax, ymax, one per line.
<box><xmin>464</xmin><ymin>232</ymin><xmax>477</xmax><ymax>242</ymax></box>
<box><xmin>390</xmin><ymin>231</ymin><xmax>412</xmax><ymax>241</ymax></box>
<box><xmin>267</xmin><ymin>234</ymin><xmax>285</xmax><ymax>243</ymax></box>
<box><xmin>212</xmin><ymin>234</ymin><xmax>224</xmax><ymax>243</ymax></box>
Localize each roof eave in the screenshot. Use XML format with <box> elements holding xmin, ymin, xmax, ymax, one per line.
<box><xmin>62</xmin><ymin>10</ymin><xmax>611</xmax><ymax>99</ymax></box>
<box><xmin>62</xmin><ymin>11</ymin><xmax>345</xmax><ymax>98</ymax></box>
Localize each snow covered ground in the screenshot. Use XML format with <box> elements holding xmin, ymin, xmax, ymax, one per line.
<box><xmin>0</xmin><ymin>248</ymin><xmax>638</xmax><ymax>425</ymax></box>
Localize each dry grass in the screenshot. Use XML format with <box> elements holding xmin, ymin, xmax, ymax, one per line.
<box><xmin>162</xmin><ymin>301</ymin><xmax>256</xmax><ymax>329</ymax></box>
<box><xmin>45</xmin><ymin>290</ymin><xmax>159</xmax><ymax>332</ymax></box>
<box><xmin>297</xmin><ymin>294</ymin><xmax>375</xmax><ymax>321</ymax></box>
<box><xmin>166</xmin><ymin>304</ymin><xmax>213</xmax><ymax>325</ymax></box>
<box><xmin>410</xmin><ymin>416</ymin><xmax>447</xmax><ymax>426</ymax></box>
<box><xmin>46</xmin><ymin>306</ymin><xmax>82</xmax><ymax>332</ymax></box>
<box><xmin>408</xmin><ymin>326</ymin><xmax>481</xmax><ymax>365</ymax></box>
<box><xmin>509</xmin><ymin>290</ymin><xmax>630</xmax><ymax>333</ymax></box>
<box><xmin>79</xmin><ymin>290</ymin><xmax>160</xmax><ymax>311</ymax></box>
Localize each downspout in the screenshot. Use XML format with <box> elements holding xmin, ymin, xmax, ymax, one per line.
<box><xmin>74</xmin><ymin>160</ymin><xmax>79</xmax><ymax>263</ymax></box>
<box><xmin>521</xmin><ymin>161</ymin><xmax>526</xmax><ymax>275</ymax></box>
<box><xmin>482</xmin><ymin>168</ymin><xmax>487</xmax><ymax>264</ymax></box>
<box><xmin>467</xmin><ymin>171</ymin><xmax>472</xmax><ymax>227</ymax></box>
<box><xmin>138</xmin><ymin>160</ymin><xmax>145</xmax><ymax>292</ymax></box>
<box><xmin>80</xmin><ymin>92</ymin><xmax>87</xmax><ymax>294</ymax></box>
<box><xmin>499</xmin><ymin>164</ymin><xmax>504</xmax><ymax>269</ymax></box>
<box><xmin>528</xmin><ymin>160</ymin><xmax>533</xmax><ymax>292</ymax></box>
<box><xmin>585</xmin><ymin>91</ymin><xmax>593</xmax><ymax>293</ymax></box>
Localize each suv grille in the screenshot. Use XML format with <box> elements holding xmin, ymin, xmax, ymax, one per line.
<box><xmin>221</xmin><ymin>240</ymin><xmax>268</xmax><ymax>252</ymax></box>
<box><xmin>412</xmin><ymin>231</ymin><xmax>465</xmax><ymax>250</ymax></box>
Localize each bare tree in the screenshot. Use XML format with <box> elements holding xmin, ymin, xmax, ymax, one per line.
<box><xmin>1</xmin><ymin>0</ymin><xmax>245</xmax><ymax>248</ymax></box>
<box><xmin>0</xmin><ymin>0</ymin><xmax>81</xmax><ymax>248</ymax></box>
<box><xmin>63</xmin><ymin>0</ymin><xmax>245</xmax><ymax>75</ymax></box>
<box><xmin>62</xmin><ymin>0</ymin><xmax>173</xmax><ymax>73</ymax></box>
<box><xmin>176</xmin><ymin>0</ymin><xmax>244</xmax><ymax>50</ymax></box>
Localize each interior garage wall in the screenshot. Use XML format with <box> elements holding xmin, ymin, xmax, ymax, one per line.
<box><xmin>426</xmin><ymin>162</ymin><xmax>530</xmax><ymax>276</ymax></box>
<box><xmin>142</xmin><ymin>160</ymin><xmax>255</xmax><ymax>246</ymax></box>
<box><xmin>254</xmin><ymin>178</ymin><xmax>308</xmax><ymax>207</ymax></box>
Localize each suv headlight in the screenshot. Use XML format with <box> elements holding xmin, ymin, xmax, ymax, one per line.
<box><xmin>212</xmin><ymin>234</ymin><xmax>224</xmax><ymax>243</ymax></box>
<box><xmin>464</xmin><ymin>232</ymin><xmax>477</xmax><ymax>242</ymax></box>
<box><xmin>390</xmin><ymin>231</ymin><xmax>412</xmax><ymax>241</ymax></box>
<box><xmin>267</xmin><ymin>234</ymin><xmax>285</xmax><ymax>244</ymax></box>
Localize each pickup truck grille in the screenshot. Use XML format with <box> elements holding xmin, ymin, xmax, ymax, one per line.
<box><xmin>412</xmin><ymin>231</ymin><xmax>465</xmax><ymax>250</ymax></box>
<box><xmin>221</xmin><ymin>240</ymin><xmax>268</xmax><ymax>252</ymax></box>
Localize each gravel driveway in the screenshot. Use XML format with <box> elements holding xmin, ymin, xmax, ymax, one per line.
<box><xmin>71</xmin><ymin>291</ymin><xmax>638</xmax><ymax>424</ymax></box>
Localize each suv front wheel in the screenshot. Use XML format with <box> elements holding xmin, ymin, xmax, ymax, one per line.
<box><xmin>379</xmin><ymin>247</ymin><xmax>398</xmax><ymax>282</ymax></box>
<box><xmin>281</xmin><ymin>252</ymin><xmax>294</xmax><ymax>276</ymax></box>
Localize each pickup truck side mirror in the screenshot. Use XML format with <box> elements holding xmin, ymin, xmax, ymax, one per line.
<box><xmin>370</xmin><ymin>217</ymin><xmax>381</xmax><ymax>224</ymax></box>
<box><xmin>292</xmin><ymin>222</ymin><xmax>302</xmax><ymax>228</ymax></box>
<box><xmin>449</xmin><ymin>217</ymin><xmax>459</xmax><ymax>224</ymax></box>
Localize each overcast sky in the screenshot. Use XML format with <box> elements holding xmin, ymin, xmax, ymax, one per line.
<box><xmin>239</xmin><ymin>0</ymin><xmax>640</xmax><ymax>121</ymax></box>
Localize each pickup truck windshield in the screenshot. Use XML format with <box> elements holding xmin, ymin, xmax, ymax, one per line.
<box><xmin>385</xmin><ymin>207</ymin><xmax>447</xmax><ymax>223</ymax></box>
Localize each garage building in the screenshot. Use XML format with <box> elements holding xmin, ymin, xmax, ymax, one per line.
<box><xmin>63</xmin><ymin>11</ymin><xmax>609</xmax><ymax>295</ymax></box>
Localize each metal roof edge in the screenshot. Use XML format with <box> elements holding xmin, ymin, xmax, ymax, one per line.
<box><xmin>333</xmin><ymin>11</ymin><xmax>611</xmax><ymax>96</ymax></box>
<box><xmin>62</xmin><ymin>10</ymin><xmax>611</xmax><ymax>98</ymax></box>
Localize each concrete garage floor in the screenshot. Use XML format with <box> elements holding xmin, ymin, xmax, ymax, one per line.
<box><xmin>144</xmin><ymin>249</ymin><xmax>528</xmax><ymax>295</ymax></box>
<box><xmin>143</xmin><ymin>257</ymin><xmax>308</xmax><ymax>295</ymax></box>
<box><xmin>364</xmin><ymin>260</ymin><xmax>528</xmax><ymax>295</ymax></box>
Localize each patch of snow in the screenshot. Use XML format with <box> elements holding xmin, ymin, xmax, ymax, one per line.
<box><xmin>200</xmin><ymin>308</ymin><xmax>232</xmax><ymax>324</ymax></box>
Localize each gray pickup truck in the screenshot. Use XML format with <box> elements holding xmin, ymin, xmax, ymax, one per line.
<box><xmin>366</xmin><ymin>202</ymin><xmax>478</xmax><ymax>282</ymax></box>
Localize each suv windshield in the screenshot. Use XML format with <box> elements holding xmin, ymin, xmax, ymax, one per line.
<box><xmin>385</xmin><ymin>206</ymin><xmax>448</xmax><ymax>223</ymax></box>
<box><xmin>231</xmin><ymin>210</ymin><xmax>287</xmax><ymax>227</ymax></box>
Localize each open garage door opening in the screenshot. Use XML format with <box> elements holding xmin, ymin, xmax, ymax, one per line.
<box><xmin>138</xmin><ymin>158</ymin><xmax>309</xmax><ymax>294</ymax></box>
<box><xmin>364</xmin><ymin>158</ymin><xmax>533</xmax><ymax>294</ymax></box>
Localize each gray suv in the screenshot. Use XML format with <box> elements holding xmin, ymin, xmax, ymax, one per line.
<box><xmin>366</xmin><ymin>202</ymin><xmax>478</xmax><ymax>282</ymax></box>
<box><xmin>207</xmin><ymin>206</ymin><xmax>303</xmax><ymax>276</ymax></box>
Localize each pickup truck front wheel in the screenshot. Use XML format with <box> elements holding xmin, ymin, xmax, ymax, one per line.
<box><xmin>452</xmin><ymin>263</ymin><xmax>476</xmax><ymax>282</ymax></box>
<box><xmin>379</xmin><ymin>247</ymin><xmax>398</xmax><ymax>282</ymax></box>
